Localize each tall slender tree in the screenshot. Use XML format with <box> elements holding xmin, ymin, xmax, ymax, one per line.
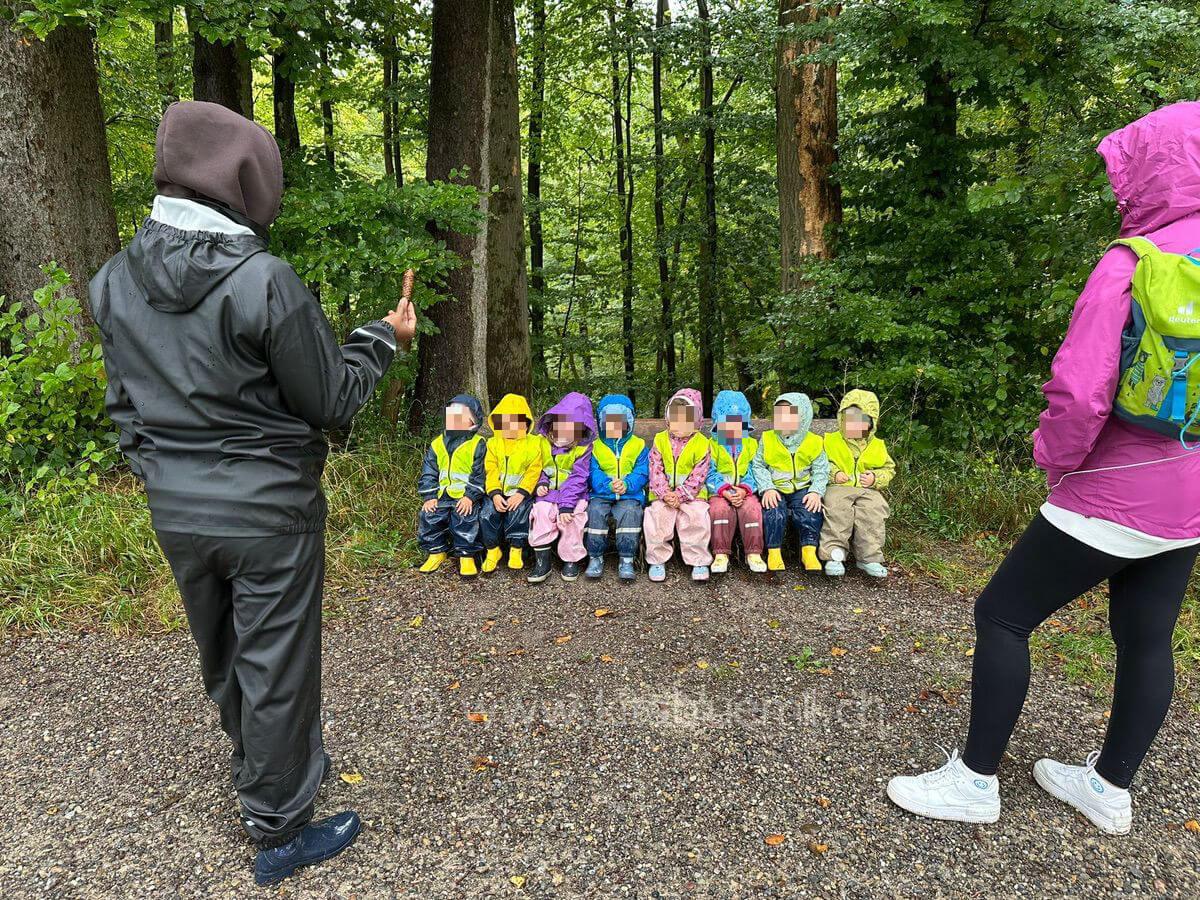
<box><xmin>189</xmin><ymin>8</ymin><xmax>253</xmax><ymax>116</ymax></box>
<box><xmin>272</xmin><ymin>36</ymin><xmax>301</xmax><ymax>155</ymax></box>
<box><xmin>651</xmin><ymin>0</ymin><xmax>674</xmax><ymax>416</ymax></box>
<box><xmin>776</xmin><ymin>0</ymin><xmax>841</xmax><ymax>292</ymax></box>
<box><xmin>695</xmin><ymin>0</ymin><xmax>718</xmax><ymax>408</ymax></box>
<box><xmin>0</xmin><ymin>21</ymin><xmax>118</xmax><ymax>321</ymax></box>
<box><xmin>154</xmin><ymin>11</ymin><xmax>178</xmax><ymax>111</ymax></box>
<box><xmin>608</xmin><ymin>2</ymin><xmax>636</xmax><ymax>402</ymax></box>
<box><xmin>526</xmin><ymin>0</ymin><xmax>548</xmax><ymax>382</ymax></box>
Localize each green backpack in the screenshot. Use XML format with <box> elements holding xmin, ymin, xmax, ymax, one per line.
<box><xmin>1112</xmin><ymin>236</ymin><xmax>1200</xmax><ymax>447</ymax></box>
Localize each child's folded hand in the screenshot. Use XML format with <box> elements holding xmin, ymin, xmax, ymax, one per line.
<box><xmin>422</xmin><ymin>498</ymin><xmax>439</xmax><ymax>514</ymax></box>
<box><xmin>802</xmin><ymin>491</ymin><xmax>823</xmax><ymax>513</ymax></box>
<box><xmin>834</xmin><ymin>472</ymin><xmax>850</xmax><ymax>485</ymax></box>
<box><xmin>728</xmin><ymin>487</ymin><xmax>745</xmax><ymax>508</ymax></box>
<box><xmin>492</xmin><ymin>494</ymin><xmax>507</xmax><ymax>513</ymax></box>
<box><xmin>557</xmin><ymin>511</ymin><xmax>574</xmax><ymax>527</ymax></box>
<box><xmin>611</xmin><ymin>479</ymin><xmax>626</xmax><ymax>495</ymax></box>
<box><xmin>456</xmin><ymin>497</ymin><xmax>474</xmax><ymax>516</ymax></box>
<box><xmin>761</xmin><ymin>489</ymin><xmax>781</xmax><ymax>510</ymax></box>
<box><xmin>859</xmin><ymin>472</ymin><xmax>876</xmax><ymax>488</ymax></box>
<box><xmin>536</xmin><ymin>485</ymin><xmax>549</xmax><ymax>498</ymax></box>
<box><xmin>663</xmin><ymin>491</ymin><xmax>681</xmax><ymax>509</ymax></box>
<box><xmin>506</xmin><ymin>493</ymin><xmax>525</xmax><ymax>511</ymax></box>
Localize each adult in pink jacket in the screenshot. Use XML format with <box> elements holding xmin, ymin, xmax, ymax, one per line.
<box><xmin>888</xmin><ymin>102</ymin><xmax>1200</xmax><ymax>835</ymax></box>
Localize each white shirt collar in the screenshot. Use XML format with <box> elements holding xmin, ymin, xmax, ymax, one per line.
<box><xmin>149</xmin><ymin>196</ymin><xmax>256</xmax><ymax>236</ymax></box>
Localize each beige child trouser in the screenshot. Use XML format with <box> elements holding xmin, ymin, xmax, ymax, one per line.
<box><xmin>819</xmin><ymin>485</ymin><xmax>889</xmax><ymax>564</ymax></box>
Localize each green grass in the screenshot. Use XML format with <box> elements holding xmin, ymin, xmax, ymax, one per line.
<box><xmin>0</xmin><ymin>437</ymin><xmax>424</xmax><ymax>634</ymax></box>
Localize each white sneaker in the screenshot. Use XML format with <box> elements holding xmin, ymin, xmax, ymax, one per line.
<box><xmin>830</xmin><ymin>547</ymin><xmax>846</xmax><ymax>562</ymax></box>
<box><xmin>886</xmin><ymin>747</ymin><xmax>1000</xmax><ymax>824</ymax></box>
<box><xmin>1033</xmin><ymin>751</ymin><xmax>1132</xmax><ymax>835</ymax></box>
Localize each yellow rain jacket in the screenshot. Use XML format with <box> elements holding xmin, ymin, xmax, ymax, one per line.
<box><xmin>485</xmin><ymin>393</ymin><xmax>547</xmax><ymax>496</ymax></box>
<box><xmin>823</xmin><ymin>389</ymin><xmax>896</xmax><ymax>489</ymax></box>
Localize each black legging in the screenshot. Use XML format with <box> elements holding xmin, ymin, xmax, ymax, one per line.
<box><xmin>963</xmin><ymin>513</ymin><xmax>1197</xmax><ymax>788</ymax></box>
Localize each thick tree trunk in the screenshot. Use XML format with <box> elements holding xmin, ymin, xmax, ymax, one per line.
<box><xmin>651</xmin><ymin>0</ymin><xmax>673</xmax><ymax>417</ymax></box>
<box><xmin>272</xmin><ymin>40</ymin><xmax>301</xmax><ymax>156</ymax></box>
<box><xmin>527</xmin><ymin>0</ymin><xmax>547</xmax><ymax>382</ymax></box>
<box><xmin>155</xmin><ymin>13</ymin><xmax>178</xmax><ymax>111</ymax></box>
<box><xmin>414</xmin><ymin>0</ymin><xmax>530</xmax><ymax>422</ymax></box>
<box><xmin>776</xmin><ymin>0</ymin><xmax>841</xmax><ymax>293</ymax></box>
<box><xmin>696</xmin><ymin>0</ymin><xmax>717</xmax><ymax>410</ymax></box>
<box><xmin>0</xmin><ymin>23</ymin><xmax>118</xmax><ymax>321</ymax></box>
<box><xmin>189</xmin><ymin>10</ymin><xmax>253</xmax><ymax>117</ymax></box>
<box><xmin>608</xmin><ymin>3</ymin><xmax>636</xmax><ymax>403</ymax></box>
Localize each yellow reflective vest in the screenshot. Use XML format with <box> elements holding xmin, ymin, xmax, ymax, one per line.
<box><xmin>709</xmin><ymin>435</ymin><xmax>758</xmax><ymax>485</ymax></box>
<box><xmin>432</xmin><ymin>434</ymin><xmax>484</xmax><ymax>499</ymax></box>
<box><xmin>541</xmin><ymin>443</ymin><xmax>589</xmax><ymax>489</ymax></box>
<box><xmin>760</xmin><ymin>430</ymin><xmax>823</xmax><ymax>494</ymax></box>
<box><xmin>486</xmin><ymin>434</ymin><xmax>547</xmax><ymax>494</ymax></box>
<box><xmin>823</xmin><ymin>431</ymin><xmax>891</xmax><ymax>488</ymax></box>
<box><xmin>648</xmin><ymin>431</ymin><xmax>710</xmax><ymax>502</ymax></box>
<box><xmin>592</xmin><ymin>435</ymin><xmax>647</xmax><ymax>481</ymax></box>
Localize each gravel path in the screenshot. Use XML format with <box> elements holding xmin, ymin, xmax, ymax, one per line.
<box><xmin>3</xmin><ymin>565</ymin><xmax>1200</xmax><ymax>898</ymax></box>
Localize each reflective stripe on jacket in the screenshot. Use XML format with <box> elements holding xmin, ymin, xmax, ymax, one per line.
<box><xmin>433</xmin><ymin>434</ymin><xmax>485</xmax><ymax>499</ymax></box>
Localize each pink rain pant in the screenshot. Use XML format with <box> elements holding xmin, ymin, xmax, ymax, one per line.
<box><xmin>643</xmin><ymin>499</ymin><xmax>713</xmax><ymax>566</ymax></box>
<box><xmin>530</xmin><ymin>499</ymin><xmax>589</xmax><ymax>562</ymax></box>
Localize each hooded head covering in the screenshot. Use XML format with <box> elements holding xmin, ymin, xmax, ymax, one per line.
<box><xmin>154</xmin><ymin>101</ymin><xmax>285</xmax><ymax>229</ymax></box>
<box><xmin>710</xmin><ymin>390</ymin><xmax>753</xmax><ymax>444</ymax></box>
<box><xmin>771</xmin><ymin>392</ymin><xmax>815</xmax><ymax>449</ymax></box>
<box><xmin>596</xmin><ymin>393</ymin><xmax>635</xmax><ymax>441</ymax></box>
<box><xmin>444</xmin><ymin>393</ymin><xmax>484</xmax><ymax>452</ymax></box>
<box><xmin>1097</xmin><ymin>101</ymin><xmax>1200</xmax><ymax>237</ymax></box>
<box><xmin>665</xmin><ymin>388</ymin><xmax>704</xmax><ymax>433</ymax></box>
<box><xmin>535</xmin><ymin>391</ymin><xmax>596</xmax><ymax>446</ymax></box>
<box><xmin>837</xmin><ymin>389</ymin><xmax>880</xmax><ymax>442</ymax></box>
<box><xmin>489</xmin><ymin>393</ymin><xmax>534</xmax><ymax>434</ymax></box>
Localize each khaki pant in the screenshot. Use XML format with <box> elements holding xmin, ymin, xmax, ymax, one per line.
<box><xmin>818</xmin><ymin>485</ymin><xmax>889</xmax><ymax>564</ymax></box>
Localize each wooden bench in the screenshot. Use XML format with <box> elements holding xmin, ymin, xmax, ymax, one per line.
<box><xmin>629</xmin><ymin>417</ymin><xmax>837</xmax><ymax>439</ymax></box>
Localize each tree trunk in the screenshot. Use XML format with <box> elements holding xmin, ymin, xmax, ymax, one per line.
<box><xmin>921</xmin><ymin>60</ymin><xmax>957</xmax><ymax>199</ymax></box>
<box><xmin>527</xmin><ymin>0</ymin><xmax>547</xmax><ymax>382</ymax></box>
<box><xmin>189</xmin><ymin>9</ymin><xmax>253</xmax><ymax>117</ymax></box>
<box><xmin>319</xmin><ymin>41</ymin><xmax>335</xmax><ymax>168</ymax></box>
<box><xmin>382</xmin><ymin>40</ymin><xmax>395</xmax><ymax>179</ymax></box>
<box><xmin>155</xmin><ymin>13</ymin><xmax>178</xmax><ymax>111</ymax></box>
<box><xmin>608</xmin><ymin>3</ymin><xmax>636</xmax><ymax>403</ymax></box>
<box><xmin>776</xmin><ymin>0</ymin><xmax>841</xmax><ymax>293</ymax></box>
<box><xmin>414</xmin><ymin>0</ymin><xmax>530</xmax><ymax>423</ymax></box>
<box><xmin>0</xmin><ymin>23</ymin><xmax>118</xmax><ymax>321</ymax></box>
<box><xmin>696</xmin><ymin>0</ymin><xmax>717</xmax><ymax>410</ymax></box>
<box><xmin>272</xmin><ymin>39</ymin><xmax>301</xmax><ymax>156</ymax></box>
<box><xmin>651</xmin><ymin>0</ymin><xmax>673</xmax><ymax>417</ymax></box>
<box><xmin>390</xmin><ymin>44</ymin><xmax>402</xmax><ymax>183</ymax></box>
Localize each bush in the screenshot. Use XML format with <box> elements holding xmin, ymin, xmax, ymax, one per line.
<box><xmin>0</xmin><ymin>265</ymin><xmax>117</xmax><ymax>492</ymax></box>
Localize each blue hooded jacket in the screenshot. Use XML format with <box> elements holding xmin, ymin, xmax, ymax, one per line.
<box><xmin>589</xmin><ymin>393</ymin><xmax>650</xmax><ymax>504</ymax></box>
<box><xmin>706</xmin><ymin>389</ymin><xmax>758</xmax><ymax>495</ymax></box>
<box><xmin>418</xmin><ymin>394</ymin><xmax>487</xmax><ymax>503</ymax></box>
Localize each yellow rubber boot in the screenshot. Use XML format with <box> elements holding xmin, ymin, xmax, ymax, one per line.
<box><xmin>801</xmin><ymin>545</ymin><xmax>822</xmax><ymax>572</ymax></box>
<box><xmin>482</xmin><ymin>548</ymin><xmax>503</xmax><ymax>574</ymax></box>
<box><xmin>419</xmin><ymin>552</ymin><xmax>447</xmax><ymax>574</ymax></box>
<box><xmin>767</xmin><ymin>548</ymin><xmax>786</xmax><ymax>572</ymax></box>
<box><xmin>459</xmin><ymin>556</ymin><xmax>479</xmax><ymax>578</ymax></box>
<box><xmin>508</xmin><ymin>547</ymin><xmax>524</xmax><ymax>570</ymax></box>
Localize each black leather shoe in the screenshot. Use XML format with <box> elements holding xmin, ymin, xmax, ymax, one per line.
<box><xmin>527</xmin><ymin>548</ymin><xmax>554</xmax><ymax>583</ymax></box>
<box><xmin>254</xmin><ymin>811</ymin><xmax>362</xmax><ymax>886</ymax></box>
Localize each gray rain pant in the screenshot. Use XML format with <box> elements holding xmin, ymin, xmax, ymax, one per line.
<box><xmin>156</xmin><ymin>530</ymin><xmax>326</xmax><ymax>848</ymax></box>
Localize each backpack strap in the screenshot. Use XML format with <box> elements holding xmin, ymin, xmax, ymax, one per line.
<box><xmin>1109</xmin><ymin>236</ymin><xmax>1160</xmax><ymax>258</ymax></box>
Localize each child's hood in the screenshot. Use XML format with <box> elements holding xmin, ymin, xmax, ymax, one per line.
<box><xmin>1097</xmin><ymin>101</ymin><xmax>1200</xmax><ymax>237</ymax></box>
<box><xmin>489</xmin><ymin>393</ymin><xmax>534</xmax><ymax>432</ymax></box>
<box><xmin>710</xmin><ymin>390</ymin><xmax>753</xmax><ymax>443</ymax></box>
<box><xmin>772</xmin><ymin>391</ymin><xmax>814</xmax><ymax>448</ymax></box>
<box><xmin>443</xmin><ymin>394</ymin><xmax>485</xmax><ymax>451</ymax></box>
<box><xmin>535</xmin><ymin>391</ymin><xmax>597</xmax><ymax>445</ymax></box>
<box><xmin>838</xmin><ymin>389</ymin><xmax>880</xmax><ymax>439</ymax></box>
<box><xmin>666</xmin><ymin>388</ymin><xmax>705</xmax><ymax>426</ymax></box>
<box><xmin>597</xmin><ymin>393</ymin><xmax>635</xmax><ymax>441</ymax></box>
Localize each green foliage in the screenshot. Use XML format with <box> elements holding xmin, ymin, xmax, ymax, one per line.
<box><xmin>0</xmin><ymin>267</ymin><xmax>118</xmax><ymax>492</ymax></box>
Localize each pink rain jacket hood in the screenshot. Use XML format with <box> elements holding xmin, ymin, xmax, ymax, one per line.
<box><xmin>1036</xmin><ymin>101</ymin><xmax>1200</xmax><ymax>538</ymax></box>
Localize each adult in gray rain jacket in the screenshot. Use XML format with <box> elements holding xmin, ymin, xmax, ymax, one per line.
<box><xmin>87</xmin><ymin>101</ymin><xmax>416</xmax><ymax>886</ymax></box>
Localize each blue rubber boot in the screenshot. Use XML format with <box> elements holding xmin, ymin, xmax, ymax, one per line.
<box><xmin>254</xmin><ymin>811</ymin><xmax>362</xmax><ymax>886</ymax></box>
<box><xmin>618</xmin><ymin>558</ymin><xmax>636</xmax><ymax>581</ymax></box>
<box><xmin>586</xmin><ymin>555</ymin><xmax>605</xmax><ymax>579</ymax></box>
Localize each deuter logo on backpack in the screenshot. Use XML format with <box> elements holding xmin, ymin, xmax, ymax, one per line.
<box><xmin>1170</xmin><ymin>301</ymin><xmax>1197</xmax><ymax>324</ymax></box>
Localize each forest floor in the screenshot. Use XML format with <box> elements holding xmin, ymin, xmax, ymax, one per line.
<box><xmin>4</xmin><ymin>562</ymin><xmax>1200</xmax><ymax>899</ymax></box>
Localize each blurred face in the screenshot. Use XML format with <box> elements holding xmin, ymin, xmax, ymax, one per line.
<box><xmin>774</xmin><ymin>403</ymin><xmax>800</xmax><ymax>434</ymax></box>
<box><xmin>843</xmin><ymin>406</ymin><xmax>871</xmax><ymax>440</ymax></box>
<box><xmin>551</xmin><ymin>417</ymin><xmax>584</xmax><ymax>445</ymax></box>
<box><xmin>499</xmin><ymin>413</ymin><xmax>527</xmax><ymax>440</ymax></box>
<box><xmin>718</xmin><ymin>416</ymin><xmax>744</xmax><ymax>441</ymax></box>
<box><xmin>667</xmin><ymin>401</ymin><xmax>697</xmax><ymax>437</ymax></box>
<box><xmin>604</xmin><ymin>412</ymin><xmax>627</xmax><ymax>440</ymax></box>
<box><xmin>445</xmin><ymin>403</ymin><xmax>475</xmax><ymax>432</ymax></box>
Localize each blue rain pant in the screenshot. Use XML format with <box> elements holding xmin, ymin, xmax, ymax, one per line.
<box><xmin>479</xmin><ymin>496</ymin><xmax>532</xmax><ymax>550</ymax></box>
<box><xmin>417</xmin><ymin>499</ymin><xmax>481</xmax><ymax>557</ymax></box>
<box><xmin>584</xmin><ymin>497</ymin><xmax>644</xmax><ymax>558</ymax></box>
<box><xmin>763</xmin><ymin>491</ymin><xmax>823</xmax><ymax>549</ymax></box>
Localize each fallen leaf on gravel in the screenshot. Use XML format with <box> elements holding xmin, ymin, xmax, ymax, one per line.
<box><xmin>594</xmin><ymin>608</ymin><xmax>610</xmax><ymax>618</ymax></box>
<box><xmin>471</xmin><ymin>756</ymin><xmax>498</xmax><ymax>771</ymax></box>
<box><xmin>815</xmin><ymin>667</ymin><xmax>834</xmax><ymax>676</ymax></box>
<box><xmin>340</xmin><ymin>772</ymin><xmax>363</xmax><ymax>784</ymax></box>
<box><xmin>1185</xmin><ymin>819</ymin><xmax>1200</xmax><ymax>833</ymax></box>
<box><xmin>600</xmin><ymin>654</ymin><xmax>614</xmax><ymax>663</ymax></box>
<box><xmin>764</xmin><ymin>833</ymin><xmax>786</xmax><ymax>846</ymax></box>
<box><xmin>830</xmin><ymin>647</ymin><xmax>848</xmax><ymax>657</ymax></box>
<box><xmin>868</xmin><ymin>645</ymin><xmax>883</xmax><ymax>653</ymax></box>
<box><xmin>555</xmin><ymin>634</ymin><xmax>573</xmax><ymax>645</ymax></box>
<box><xmin>508</xmin><ymin>648</ymin><xmax>527</xmax><ymax>657</ymax></box>
<box><xmin>852</xmin><ymin>608</ymin><xmax>863</xmax><ymax>615</ymax></box>
<box><xmin>510</xmin><ymin>874</ymin><xmax>527</xmax><ymax>888</ymax></box>
<box><xmin>409</xmin><ymin>615</ymin><xmax>423</xmax><ymax>628</ymax></box>
<box><xmin>767</xmin><ymin>619</ymin><xmax>781</xmax><ymax>629</ymax></box>
<box><xmin>816</xmin><ymin>796</ymin><xmax>831</xmax><ymax>808</ymax></box>
<box><xmin>467</xmin><ymin>711</ymin><xmax>488</xmax><ymax>723</ymax></box>
<box><xmin>448</xmin><ymin>680</ymin><xmax>461</xmax><ymax>690</ymax></box>
<box><xmin>905</xmin><ymin>704</ymin><xmax>919</xmax><ymax>713</ymax></box>
<box><xmin>482</xmin><ymin>620</ymin><xmax>495</xmax><ymax>633</ymax></box>
<box><xmin>692</xmin><ymin>616</ymin><xmax>703</xmax><ymax>623</ymax></box>
<box><xmin>807</xmin><ymin>841</ymin><xmax>829</xmax><ymax>855</ymax></box>
<box><xmin>696</xmin><ymin>660</ymin><xmax>710</xmax><ymax>670</ymax></box>
<box><xmin>793</xmin><ymin>585</ymin><xmax>807</xmax><ymax>592</ymax></box>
